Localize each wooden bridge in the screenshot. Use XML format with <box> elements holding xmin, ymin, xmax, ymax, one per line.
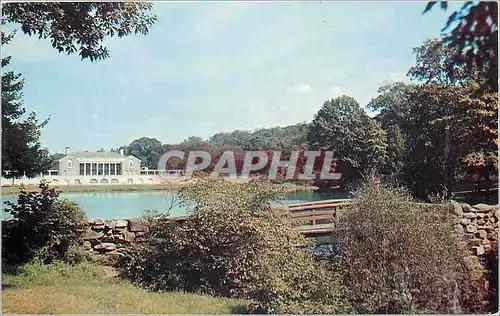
<box><xmin>272</xmin><ymin>199</ymin><xmax>352</xmax><ymax>244</ymax></box>
<box><xmin>170</xmin><ymin>199</ymin><xmax>352</xmax><ymax>244</ymax></box>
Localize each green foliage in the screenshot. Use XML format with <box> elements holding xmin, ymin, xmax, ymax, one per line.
<box><xmin>2</xmin><ymin>2</ymin><xmax>157</xmax><ymax>62</ymax></box>
<box><xmin>3</xmin><ymin>181</ymin><xmax>87</xmax><ymax>264</ymax></box>
<box><xmin>370</xmin><ymin>79</ymin><xmax>498</xmax><ymax>199</ymax></box>
<box><xmin>336</xmin><ymin>179</ymin><xmax>487</xmax><ymax>313</ymax></box>
<box><xmin>125</xmin><ymin>137</ymin><xmax>167</xmax><ymax>169</ymax></box>
<box><xmin>423</xmin><ymin>2</ymin><xmax>497</xmax><ymax>92</ymax></box>
<box><xmin>308</xmin><ymin>95</ymin><xmax>387</xmax><ymax>177</ymax></box>
<box><xmin>1</xmin><ymin>48</ymin><xmax>51</xmax><ymax>179</ymax></box>
<box><xmin>119</xmin><ymin>179</ymin><xmax>350</xmax><ymax>314</ymax></box>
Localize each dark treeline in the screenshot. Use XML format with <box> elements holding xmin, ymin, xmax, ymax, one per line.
<box><xmin>94</xmin><ymin>37</ymin><xmax>497</xmax><ymax>201</ymax></box>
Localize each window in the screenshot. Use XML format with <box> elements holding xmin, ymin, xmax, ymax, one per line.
<box><xmin>129</xmin><ymin>161</ymin><xmax>133</xmax><ymax>168</ymax></box>
<box><xmin>116</xmin><ymin>163</ymin><xmax>122</xmax><ymax>175</ymax></box>
<box><xmin>67</xmin><ymin>160</ymin><xmax>72</xmax><ymax>168</ymax></box>
<box><xmin>85</xmin><ymin>163</ymin><xmax>91</xmax><ymax>175</ymax></box>
<box><xmin>98</xmin><ymin>163</ymin><xmax>103</xmax><ymax>176</ymax></box>
<box><xmin>104</xmin><ymin>164</ymin><xmax>109</xmax><ymax>176</ymax></box>
<box><xmin>91</xmin><ymin>163</ymin><xmax>97</xmax><ymax>176</ymax></box>
<box><xmin>79</xmin><ymin>163</ymin><xmax>85</xmax><ymax>176</ymax></box>
<box><xmin>110</xmin><ymin>163</ymin><xmax>116</xmax><ymax>175</ymax></box>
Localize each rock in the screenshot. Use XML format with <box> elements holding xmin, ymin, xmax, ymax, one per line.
<box><xmin>478</xmin><ymin>230</ymin><xmax>487</xmax><ymax>239</ymax></box>
<box><xmin>456</xmin><ymin>224</ymin><xmax>465</xmax><ymax>234</ymax></box>
<box><xmin>460</xmin><ymin>218</ymin><xmax>471</xmax><ymax>226</ymax></box>
<box><xmin>123</xmin><ymin>230</ymin><xmax>136</xmax><ymax>242</ymax></box>
<box><xmin>474</xmin><ymin>245</ymin><xmax>485</xmax><ymax>256</ymax></box>
<box><xmin>94</xmin><ymin>218</ymin><xmax>104</xmax><ymax>225</ymax></box>
<box><xmin>483</xmin><ymin>244</ymin><xmax>492</xmax><ymax>253</ymax></box>
<box><xmin>482</xmin><ymin>238</ymin><xmax>490</xmax><ymax>245</ymax></box>
<box><xmin>477</xmin><ymin>219</ymin><xmax>486</xmax><ymax>225</ymax></box>
<box><xmin>462</xmin><ymin>203</ymin><xmax>472</xmax><ymax>212</ymax></box>
<box><xmin>83</xmin><ymin>240</ymin><xmax>92</xmax><ymax>250</ymax></box>
<box><xmin>92</xmin><ymin>225</ymin><xmax>105</xmax><ymax>231</ymax></box>
<box><xmin>112</xmin><ymin>228</ymin><xmax>125</xmax><ymax>234</ymax></box>
<box><xmin>128</xmin><ymin>218</ymin><xmax>148</xmax><ymax>232</ymax></box>
<box><xmin>473</xmin><ymin>204</ymin><xmax>497</xmax><ymax>212</ymax></box>
<box><xmin>464</xmin><ymin>213</ymin><xmax>478</xmax><ymax>219</ymax></box>
<box><xmin>93</xmin><ymin>243</ymin><xmax>117</xmax><ymax>253</ymax></box>
<box><xmin>466</xmin><ymin>225</ymin><xmax>477</xmax><ymax>233</ymax></box>
<box><xmin>83</xmin><ymin>230</ymin><xmax>105</xmax><ymax>241</ymax></box>
<box><xmin>115</xmin><ymin>219</ymin><xmax>128</xmax><ymax>228</ymax></box>
<box><xmin>479</xmin><ymin>225</ymin><xmax>495</xmax><ymax>232</ymax></box>
<box><xmin>489</xmin><ymin>217</ymin><xmax>497</xmax><ymax>223</ymax></box>
<box><xmin>451</xmin><ymin>201</ymin><xmax>463</xmax><ymax>215</ymax></box>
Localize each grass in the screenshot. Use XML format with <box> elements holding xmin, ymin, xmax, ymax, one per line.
<box><xmin>2</xmin><ymin>262</ymin><xmax>249</xmax><ymax>314</ymax></box>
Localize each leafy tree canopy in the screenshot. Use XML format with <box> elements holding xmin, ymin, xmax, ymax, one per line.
<box><xmin>2</xmin><ymin>2</ymin><xmax>157</xmax><ymax>61</ymax></box>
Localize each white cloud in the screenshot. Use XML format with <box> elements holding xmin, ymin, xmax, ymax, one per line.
<box><xmin>287</xmin><ymin>83</ymin><xmax>312</xmax><ymax>93</ymax></box>
<box><xmin>329</xmin><ymin>85</ymin><xmax>343</xmax><ymax>97</ymax></box>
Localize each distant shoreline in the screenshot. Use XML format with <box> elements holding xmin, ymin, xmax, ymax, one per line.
<box><xmin>1</xmin><ymin>181</ymin><xmax>318</xmax><ymax>196</ymax></box>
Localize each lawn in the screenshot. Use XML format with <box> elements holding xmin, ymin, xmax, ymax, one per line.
<box><xmin>2</xmin><ymin>262</ymin><xmax>249</xmax><ymax>314</ymax></box>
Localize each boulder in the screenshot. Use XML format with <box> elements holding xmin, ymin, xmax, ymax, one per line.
<box><xmin>83</xmin><ymin>230</ymin><xmax>105</xmax><ymax>241</ymax></box>
<box><xmin>463</xmin><ymin>213</ymin><xmax>478</xmax><ymax>219</ymax></box>
<box><xmin>460</xmin><ymin>218</ymin><xmax>470</xmax><ymax>226</ymax></box>
<box><xmin>92</xmin><ymin>225</ymin><xmax>106</xmax><ymax>231</ymax></box>
<box><xmin>466</xmin><ymin>225</ymin><xmax>477</xmax><ymax>233</ymax></box>
<box><xmin>451</xmin><ymin>201</ymin><xmax>463</xmax><ymax>215</ymax></box>
<box><xmin>93</xmin><ymin>243</ymin><xmax>117</xmax><ymax>253</ymax></box>
<box><xmin>477</xmin><ymin>219</ymin><xmax>486</xmax><ymax>226</ymax></box>
<box><xmin>461</xmin><ymin>203</ymin><xmax>472</xmax><ymax>212</ymax></box>
<box><xmin>115</xmin><ymin>219</ymin><xmax>128</xmax><ymax>228</ymax></box>
<box><xmin>473</xmin><ymin>204</ymin><xmax>497</xmax><ymax>212</ymax></box>
<box><xmin>123</xmin><ymin>230</ymin><xmax>136</xmax><ymax>242</ymax></box>
<box><xmin>94</xmin><ymin>218</ymin><xmax>104</xmax><ymax>225</ymax></box>
<box><xmin>128</xmin><ymin>218</ymin><xmax>148</xmax><ymax>232</ymax></box>
<box><xmin>477</xmin><ymin>230</ymin><xmax>488</xmax><ymax>239</ymax></box>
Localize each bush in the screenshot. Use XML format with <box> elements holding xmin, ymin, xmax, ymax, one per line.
<box><xmin>335</xmin><ymin>179</ymin><xmax>488</xmax><ymax>313</ymax></box>
<box><xmin>2</xmin><ymin>181</ymin><xmax>86</xmax><ymax>264</ymax></box>
<box><xmin>119</xmin><ymin>179</ymin><xmax>350</xmax><ymax>314</ymax></box>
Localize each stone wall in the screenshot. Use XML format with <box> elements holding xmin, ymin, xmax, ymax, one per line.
<box><xmin>85</xmin><ymin>201</ymin><xmax>498</xmax><ymax>259</ymax></box>
<box><xmin>450</xmin><ymin>201</ymin><xmax>498</xmax><ymax>256</ymax></box>
<box><xmin>83</xmin><ymin>218</ymin><xmax>150</xmax><ymax>258</ymax></box>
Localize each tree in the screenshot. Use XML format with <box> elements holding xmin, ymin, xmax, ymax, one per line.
<box><xmin>126</xmin><ymin>137</ymin><xmax>165</xmax><ymax>169</ymax></box>
<box><xmin>2</xmin><ymin>2</ymin><xmax>157</xmax><ymax>62</ymax></box>
<box><xmin>370</xmin><ymin>82</ymin><xmax>498</xmax><ymax>199</ymax></box>
<box><xmin>2</xmin><ymin>30</ymin><xmax>50</xmax><ymax>181</ymax></box>
<box><xmin>307</xmin><ymin>95</ymin><xmax>387</xmax><ymax>180</ymax></box>
<box><xmin>423</xmin><ymin>1</ymin><xmax>498</xmax><ymax>91</ymax></box>
<box><xmin>49</xmin><ymin>153</ymin><xmax>66</xmax><ymax>170</ymax></box>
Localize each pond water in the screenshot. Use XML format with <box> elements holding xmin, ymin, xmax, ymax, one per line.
<box><xmin>2</xmin><ymin>190</ymin><xmax>349</xmax><ymax>220</ymax></box>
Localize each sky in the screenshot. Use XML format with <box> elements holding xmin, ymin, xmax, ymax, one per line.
<box><xmin>2</xmin><ymin>1</ymin><xmax>459</xmax><ymax>153</ymax></box>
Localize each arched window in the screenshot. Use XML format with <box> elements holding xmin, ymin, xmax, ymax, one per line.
<box><xmin>129</xmin><ymin>161</ymin><xmax>133</xmax><ymax>168</ymax></box>
<box><xmin>68</xmin><ymin>160</ymin><xmax>72</xmax><ymax>168</ymax></box>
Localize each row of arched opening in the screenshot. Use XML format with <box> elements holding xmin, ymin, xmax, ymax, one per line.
<box><xmin>50</xmin><ymin>178</ymin><xmax>155</xmax><ymax>185</ymax></box>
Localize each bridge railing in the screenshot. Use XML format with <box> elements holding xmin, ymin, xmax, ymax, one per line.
<box><xmin>289</xmin><ymin>199</ymin><xmax>352</xmax><ymax>234</ymax></box>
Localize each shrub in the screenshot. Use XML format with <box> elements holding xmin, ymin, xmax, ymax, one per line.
<box><xmin>119</xmin><ymin>179</ymin><xmax>350</xmax><ymax>314</ymax></box>
<box><xmin>3</xmin><ymin>181</ymin><xmax>86</xmax><ymax>264</ymax></box>
<box><xmin>335</xmin><ymin>179</ymin><xmax>488</xmax><ymax>313</ymax></box>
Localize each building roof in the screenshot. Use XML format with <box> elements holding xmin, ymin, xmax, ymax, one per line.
<box><xmin>59</xmin><ymin>151</ymin><xmax>141</xmax><ymax>163</ymax></box>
